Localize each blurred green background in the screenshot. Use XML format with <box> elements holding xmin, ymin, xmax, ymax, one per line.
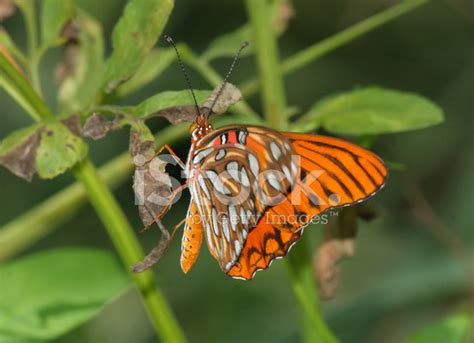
<box><xmin>1</xmin><ymin>0</ymin><xmax>473</xmax><ymax>342</ymax></box>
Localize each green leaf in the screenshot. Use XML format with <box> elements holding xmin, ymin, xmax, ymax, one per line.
<box><xmin>102</xmin><ymin>0</ymin><xmax>174</xmax><ymax>93</ymax></box>
<box><xmin>40</xmin><ymin>0</ymin><xmax>75</xmax><ymax>49</ymax></box>
<box><xmin>201</xmin><ymin>0</ymin><xmax>292</xmax><ymax>62</ymax></box>
<box><xmin>117</xmin><ymin>47</ymin><xmax>175</xmax><ymax>97</ymax></box>
<box><xmin>407</xmin><ymin>313</ymin><xmax>472</xmax><ymax>343</ymax></box>
<box><xmin>293</xmin><ymin>87</ymin><xmax>444</xmax><ymax>135</ymax></box>
<box><xmin>201</xmin><ymin>25</ymin><xmax>253</xmax><ymax>61</ymax></box>
<box><xmin>135</xmin><ymin>89</ymin><xmax>210</xmax><ymax>117</ymax></box>
<box><xmin>0</xmin><ymin>29</ymin><xmax>27</xmax><ymax>65</ymax></box>
<box><xmin>0</xmin><ymin>248</ymin><xmax>130</xmax><ymax>342</ymax></box>
<box><xmin>58</xmin><ymin>10</ymin><xmax>105</xmax><ymax>113</ymax></box>
<box><xmin>35</xmin><ymin>122</ymin><xmax>88</xmax><ymax>179</ymax></box>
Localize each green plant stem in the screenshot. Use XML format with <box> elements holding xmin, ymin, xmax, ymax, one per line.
<box><xmin>0</xmin><ymin>53</ymin><xmax>52</xmax><ymax>120</ymax></box>
<box><xmin>15</xmin><ymin>0</ymin><xmax>43</xmax><ymax>95</ymax></box>
<box><xmin>244</xmin><ymin>0</ymin><xmax>286</xmax><ymax>130</ymax></box>
<box><xmin>240</xmin><ymin>0</ymin><xmax>429</xmax><ymax>97</ymax></box>
<box><xmin>73</xmin><ymin>158</ymin><xmax>187</xmax><ymax>343</ymax></box>
<box><xmin>179</xmin><ymin>44</ymin><xmax>262</xmax><ymax>123</ymax></box>
<box><xmin>245</xmin><ymin>1</ymin><xmax>337</xmax><ymax>342</ymax></box>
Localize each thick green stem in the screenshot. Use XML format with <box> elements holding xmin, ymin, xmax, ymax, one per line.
<box><xmin>245</xmin><ymin>1</ymin><xmax>337</xmax><ymax>342</ymax></box>
<box><xmin>73</xmin><ymin>158</ymin><xmax>187</xmax><ymax>343</ymax></box>
<box><xmin>240</xmin><ymin>0</ymin><xmax>429</xmax><ymax>97</ymax></box>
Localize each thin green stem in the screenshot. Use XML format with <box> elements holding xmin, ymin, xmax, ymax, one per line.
<box><xmin>244</xmin><ymin>0</ymin><xmax>286</xmax><ymax>130</ymax></box>
<box><xmin>15</xmin><ymin>0</ymin><xmax>43</xmax><ymax>95</ymax></box>
<box><xmin>240</xmin><ymin>0</ymin><xmax>429</xmax><ymax>97</ymax></box>
<box><xmin>0</xmin><ymin>53</ymin><xmax>52</xmax><ymax>120</ymax></box>
<box><xmin>73</xmin><ymin>158</ymin><xmax>187</xmax><ymax>343</ymax></box>
<box><xmin>179</xmin><ymin>44</ymin><xmax>262</xmax><ymax>123</ymax></box>
<box><xmin>245</xmin><ymin>1</ymin><xmax>337</xmax><ymax>342</ymax></box>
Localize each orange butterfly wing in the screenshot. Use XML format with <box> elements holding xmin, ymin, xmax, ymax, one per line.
<box><xmin>227</xmin><ymin>132</ymin><xmax>388</xmax><ymax>280</ymax></box>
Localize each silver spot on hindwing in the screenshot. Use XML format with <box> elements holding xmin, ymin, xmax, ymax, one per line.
<box><xmin>248</xmin><ymin>154</ymin><xmax>259</xmax><ymax>177</ymax></box>
<box><xmin>215</xmin><ymin>149</ymin><xmax>226</xmax><ymax>161</ymax></box>
<box><xmin>228</xmin><ymin>205</ymin><xmax>238</xmax><ymax>231</ymax></box>
<box><xmin>222</xmin><ymin>214</ymin><xmax>230</xmax><ymax>242</ymax></box>
<box><xmin>240</xmin><ymin>207</ymin><xmax>248</xmax><ymax>225</ymax></box>
<box><xmin>193</xmin><ymin>148</ymin><xmax>213</xmax><ymax>165</ymax></box>
<box><xmin>270</xmin><ymin>142</ymin><xmax>282</xmax><ymax>160</ymax></box>
<box><xmin>198</xmin><ymin>174</ymin><xmax>210</xmax><ymax>199</ymax></box>
<box><xmin>212</xmin><ymin>207</ymin><xmax>219</xmax><ymax>236</ymax></box>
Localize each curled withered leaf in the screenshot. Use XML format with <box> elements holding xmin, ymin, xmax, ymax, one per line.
<box><xmin>132</xmin><ymin>220</ymin><xmax>173</xmax><ymax>273</ymax></box>
<box><xmin>153</xmin><ymin>83</ymin><xmax>242</xmax><ymax>124</ymax></box>
<box><xmin>152</xmin><ymin>106</ymin><xmax>199</xmax><ymax>125</ymax></box>
<box><xmin>61</xmin><ymin>115</ymin><xmax>82</xmax><ymax>137</ymax></box>
<box><xmin>132</xmin><ymin>156</ymin><xmax>174</xmax><ymax>228</ymax></box>
<box><xmin>55</xmin><ymin>44</ymin><xmax>78</xmax><ymax>85</ymax></box>
<box><xmin>82</xmin><ymin>113</ymin><xmax>119</xmax><ymax>140</ymax></box>
<box><xmin>202</xmin><ymin>83</ymin><xmax>242</xmax><ymax>116</ymax></box>
<box><xmin>273</xmin><ymin>0</ymin><xmax>294</xmax><ymax>34</ymax></box>
<box><xmin>314</xmin><ymin>238</ymin><xmax>355</xmax><ymax>300</ymax></box>
<box><xmin>128</xmin><ymin>120</ymin><xmax>155</xmax><ymax>161</ymax></box>
<box><xmin>60</xmin><ymin>19</ymin><xmax>80</xmax><ymax>42</ymax></box>
<box><xmin>0</xmin><ymin>128</ymin><xmax>42</xmax><ymax>182</ymax></box>
<box><xmin>0</xmin><ymin>0</ymin><xmax>15</xmax><ymax>22</ymax></box>
<box><xmin>314</xmin><ymin>207</ymin><xmax>358</xmax><ymax>299</ymax></box>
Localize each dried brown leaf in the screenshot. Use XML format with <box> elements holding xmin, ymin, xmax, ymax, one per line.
<box><xmin>55</xmin><ymin>43</ymin><xmax>78</xmax><ymax>85</ymax></box>
<box><xmin>0</xmin><ymin>129</ymin><xmax>42</xmax><ymax>181</ymax></box>
<box><xmin>0</xmin><ymin>0</ymin><xmax>15</xmax><ymax>22</ymax></box>
<box><xmin>314</xmin><ymin>239</ymin><xmax>355</xmax><ymax>299</ymax></box>
<box><xmin>202</xmin><ymin>83</ymin><xmax>242</xmax><ymax>116</ymax></box>
<box><xmin>82</xmin><ymin>113</ymin><xmax>118</xmax><ymax>140</ymax></box>
<box><xmin>132</xmin><ymin>156</ymin><xmax>174</xmax><ymax>228</ymax></box>
<box><xmin>131</xmin><ymin>220</ymin><xmax>173</xmax><ymax>273</ymax></box>
<box><xmin>153</xmin><ymin>105</ymin><xmax>198</xmax><ymax>125</ymax></box>
<box><xmin>61</xmin><ymin>115</ymin><xmax>82</xmax><ymax>137</ymax></box>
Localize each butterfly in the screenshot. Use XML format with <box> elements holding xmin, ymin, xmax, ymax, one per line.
<box><xmin>138</xmin><ymin>37</ymin><xmax>388</xmax><ymax>280</ymax></box>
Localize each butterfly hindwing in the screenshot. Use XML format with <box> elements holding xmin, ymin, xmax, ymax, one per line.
<box><xmin>188</xmin><ymin>126</ymin><xmax>296</xmax><ymax>273</ymax></box>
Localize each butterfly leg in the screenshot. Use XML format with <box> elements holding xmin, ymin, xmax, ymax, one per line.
<box><xmin>154</xmin><ymin>144</ymin><xmax>186</xmax><ymax>169</ymax></box>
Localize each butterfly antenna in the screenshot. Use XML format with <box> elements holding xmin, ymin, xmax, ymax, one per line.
<box><xmin>206</xmin><ymin>41</ymin><xmax>249</xmax><ymax>118</ymax></box>
<box><xmin>164</xmin><ymin>35</ymin><xmax>201</xmax><ymax>116</ymax></box>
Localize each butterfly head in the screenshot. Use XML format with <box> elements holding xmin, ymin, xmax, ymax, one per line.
<box><xmin>189</xmin><ymin>116</ymin><xmax>213</xmax><ymax>142</ymax></box>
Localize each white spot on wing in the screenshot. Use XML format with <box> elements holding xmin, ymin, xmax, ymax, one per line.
<box><xmin>240</xmin><ymin>207</ymin><xmax>248</xmax><ymax>225</ymax></box>
<box><xmin>248</xmin><ymin>154</ymin><xmax>259</xmax><ymax>177</ymax></box>
<box><xmin>222</xmin><ymin>215</ymin><xmax>230</xmax><ymax>242</ymax></box>
<box><xmin>198</xmin><ymin>174</ymin><xmax>210</xmax><ymax>199</ymax></box>
<box><xmin>270</xmin><ymin>142</ymin><xmax>282</xmax><ymax>160</ymax></box>
<box><xmin>193</xmin><ymin>148</ymin><xmax>213</xmax><ymax>165</ymax></box>
<box><xmin>228</xmin><ymin>205</ymin><xmax>238</xmax><ymax>231</ymax></box>
<box><xmin>240</xmin><ymin>168</ymin><xmax>250</xmax><ymax>187</ymax></box>
<box><xmin>212</xmin><ymin>207</ymin><xmax>219</xmax><ymax>236</ymax></box>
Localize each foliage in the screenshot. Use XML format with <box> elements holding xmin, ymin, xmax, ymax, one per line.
<box><xmin>0</xmin><ymin>0</ymin><xmax>465</xmax><ymax>342</ymax></box>
<box><xmin>0</xmin><ymin>248</ymin><xmax>130</xmax><ymax>342</ymax></box>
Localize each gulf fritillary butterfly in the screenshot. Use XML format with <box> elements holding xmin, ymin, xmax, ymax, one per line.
<box><xmin>152</xmin><ymin>37</ymin><xmax>387</xmax><ymax>280</ymax></box>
